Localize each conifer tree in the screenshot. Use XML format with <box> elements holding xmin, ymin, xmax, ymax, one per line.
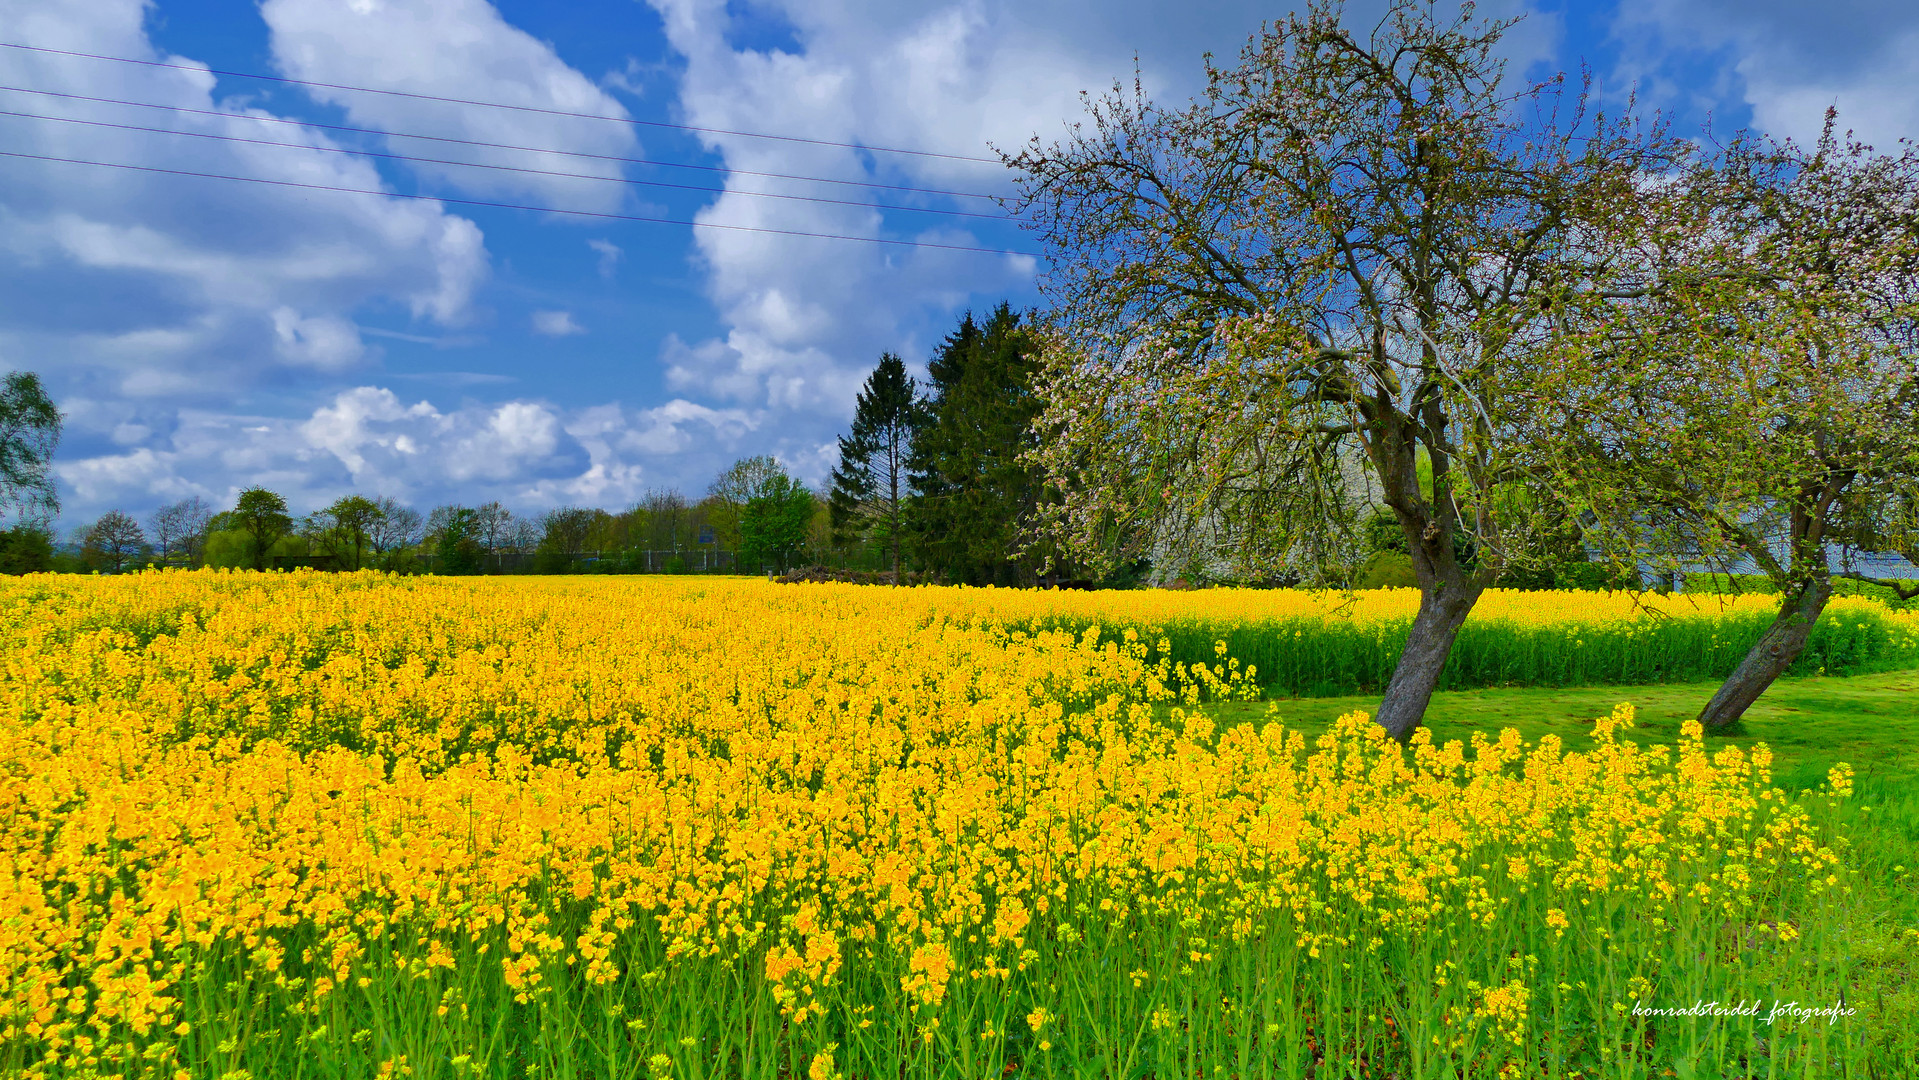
<box><xmin>828</xmin><ymin>353</ymin><xmax>921</xmax><ymax>575</ymax></box>
<box><xmin>908</xmin><ymin>304</ymin><xmax>1046</xmax><ymax>585</ymax></box>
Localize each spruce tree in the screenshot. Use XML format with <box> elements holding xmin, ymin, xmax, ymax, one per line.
<box><xmin>907</xmin><ymin>304</ymin><xmax>1046</xmax><ymax>585</ymax></box>
<box><xmin>829</xmin><ymin>353</ymin><xmax>921</xmax><ymax>575</ymax></box>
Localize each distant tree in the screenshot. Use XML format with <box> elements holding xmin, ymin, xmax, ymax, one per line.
<box><xmin>606</xmin><ymin>504</ymin><xmax>648</xmax><ymax>564</ymax></box>
<box><xmin>830</xmin><ymin>353</ymin><xmax>922</xmax><ymax>575</ymax></box>
<box><xmin>148</xmin><ymin>496</ymin><xmax>213</xmax><ymax>568</ymax></box>
<box><xmin>232</xmin><ymin>488</ymin><xmax>293</xmax><ymax>571</ymax></box>
<box><xmin>740</xmin><ymin>472</ymin><xmax>815</xmax><ymax>572</ymax></box>
<box><xmin>707</xmin><ymin>456</ymin><xmax>783</xmax><ymax>551</ymax></box>
<box><xmin>148</xmin><ymin>503</ymin><xmax>187</xmax><ymax>567</ymax></box>
<box><xmin>641</xmin><ymin>489</ymin><xmax>692</xmax><ymax>551</ymax></box>
<box><xmin>201</xmin><ymin>522</ymin><xmax>251</xmax><ymax>569</ymax></box>
<box><xmin>506</xmin><ymin>515</ymin><xmax>539</xmax><ymax>555</ymax></box>
<box><xmin>307</xmin><ymin>495</ymin><xmax>383</xmax><ymax>571</ymax></box>
<box><xmin>908</xmin><ymin>305</ymin><xmax>1047</xmax><ymax>585</ymax></box>
<box><xmin>539</xmin><ymin>507</ymin><xmax>598</xmax><ymax>554</ymax></box>
<box><xmin>436</xmin><ymin>507</ymin><xmax>482</xmax><ymax>575</ymax></box>
<box><xmin>367</xmin><ymin>497</ymin><xmax>422</xmax><ymax>570</ymax></box>
<box><xmin>82</xmin><ymin>510</ymin><xmax>146</xmax><ymax>573</ymax></box>
<box><xmin>0</xmin><ymin>370</ymin><xmax>61</xmax><ymax>527</ymax></box>
<box><xmin>474</xmin><ymin>501</ymin><xmax>513</xmax><ymax>555</ymax></box>
<box><xmin>582</xmin><ymin>508</ymin><xmax>625</xmax><ymax>554</ymax></box>
<box><xmin>0</xmin><ymin>525</ymin><xmax>53</xmax><ymax>574</ymax></box>
<box><xmin>424</xmin><ymin>505</ymin><xmax>462</xmax><ymax>544</ymax></box>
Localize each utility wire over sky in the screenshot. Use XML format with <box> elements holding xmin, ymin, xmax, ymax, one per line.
<box><xmin>0</xmin><ymin>149</ymin><xmax>1043</xmax><ymax>256</ymax></box>
<box><xmin>0</xmin><ymin>40</ymin><xmax>1004</xmax><ymax>163</ymax></box>
<box><xmin>0</xmin><ymin>108</ymin><xmax>1014</xmax><ymax>220</ymax></box>
<box><xmin>0</xmin><ymin>85</ymin><xmax>1008</xmax><ymax>201</ymax></box>
<box><xmin>0</xmin><ymin>39</ymin><xmax>1035</xmax><ymax>257</ymax></box>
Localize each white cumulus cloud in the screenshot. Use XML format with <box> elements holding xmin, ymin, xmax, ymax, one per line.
<box><xmin>0</xmin><ymin>0</ymin><xmax>492</xmax><ymax>404</ymax></box>
<box><xmin>261</xmin><ymin>0</ymin><xmax>642</xmax><ymax>211</ymax></box>
<box><xmin>531</xmin><ymin>310</ymin><xmax>587</xmax><ymax>337</ymax></box>
<box><xmin>53</xmin><ymin>386</ymin><xmax>769</xmax><ymax>523</ymax></box>
<box><xmin>1611</xmin><ymin>0</ymin><xmax>1919</xmax><ymax>148</ymax></box>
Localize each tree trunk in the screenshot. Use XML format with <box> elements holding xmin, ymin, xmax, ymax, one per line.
<box><xmin>1697</xmin><ymin>575</ymin><xmax>1834</xmax><ymax>730</ymax></box>
<box><xmin>1375</xmin><ymin>580</ymin><xmax>1482</xmax><ymax>741</ymax></box>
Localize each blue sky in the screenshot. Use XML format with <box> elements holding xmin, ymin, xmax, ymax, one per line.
<box><xmin>5</xmin><ymin>0</ymin><xmax>1916</xmax><ymax>531</ymax></box>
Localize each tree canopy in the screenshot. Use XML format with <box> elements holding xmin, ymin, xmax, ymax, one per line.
<box><xmin>707</xmin><ymin>455</ymin><xmax>785</xmax><ymax>552</ymax></box>
<box><xmin>311</xmin><ymin>495</ymin><xmax>382</xmax><ymax>571</ymax></box>
<box><xmin>830</xmin><ymin>353</ymin><xmax>922</xmax><ymax>575</ymax></box>
<box><xmin>81</xmin><ymin>511</ymin><xmax>146</xmax><ymax>574</ymax></box>
<box><xmin>740</xmin><ymin>471</ymin><xmax>814</xmax><ymax>572</ymax></box>
<box><xmin>908</xmin><ymin>304</ymin><xmax>1049</xmax><ymax>586</ymax></box>
<box><xmin>1009</xmin><ymin>0</ymin><xmax>1675</xmax><ymax>736</ymax></box>
<box><xmin>232</xmin><ymin>488</ymin><xmax>293</xmax><ymax>572</ymax></box>
<box><xmin>1527</xmin><ymin>114</ymin><xmax>1919</xmax><ymax>726</ymax></box>
<box><xmin>0</xmin><ymin>371</ymin><xmax>60</xmax><ymax>527</ymax></box>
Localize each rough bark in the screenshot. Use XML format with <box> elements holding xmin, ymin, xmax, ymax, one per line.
<box><xmin>1371</xmin><ymin>421</ymin><xmax>1490</xmax><ymax>742</ymax></box>
<box><xmin>1376</xmin><ymin>580</ymin><xmax>1483</xmax><ymax>740</ymax></box>
<box><xmin>1697</xmin><ymin>575</ymin><xmax>1835</xmax><ymax>730</ymax></box>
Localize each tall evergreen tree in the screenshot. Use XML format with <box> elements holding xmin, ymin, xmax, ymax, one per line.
<box><xmin>908</xmin><ymin>304</ymin><xmax>1047</xmax><ymax>585</ymax></box>
<box><xmin>829</xmin><ymin>353</ymin><xmax>921</xmax><ymax>575</ymax></box>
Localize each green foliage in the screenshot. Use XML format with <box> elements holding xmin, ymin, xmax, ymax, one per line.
<box><xmin>232</xmin><ymin>487</ymin><xmax>292</xmax><ymax>571</ymax></box>
<box><xmin>1355</xmin><ymin>551</ymin><xmax>1417</xmax><ymax>589</ymax></box>
<box><xmin>203</xmin><ymin>530</ymin><xmax>307</xmax><ymax>570</ymax></box>
<box><xmin>1527</xmin><ymin>116</ymin><xmax>1919</xmax><ymax>725</ymax></box>
<box><xmin>830</xmin><ymin>353</ymin><xmax>922</xmax><ymax>573</ymax></box>
<box><xmin>310</xmin><ymin>494</ymin><xmax>382</xmax><ymax>571</ymax></box>
<box><xmin>1361</xmin><ymin>510</ymin><xmax>1405</xmax><ymax>555</ymax></box>
<box><xmin>539</xmin><ymin>506</ymin><xmax>602</xmax><ymax>556</ymax></box>
<box><xmin>908</xmin><ymin>304</ymin><xmax>1047</xmax><ymax>585</ymax></box>
<box><xmin>0</xmin><ymin>525</ymin><xmax>52</xmax><ymax>574</ymax></box>
<box><xmin>1551</xmin><ymin>561</ymin><xmax>1638</xmax><ymax>592</ymax></box>
<box><xmin>739</xmin><ymin>473</ymin><xmax>814</xmax><ymax>572</ymax></box>
<box><xmin>202</xmin><ymin>528</ymin><xmax>252</xmax><ymax>570</ymax></box>
<box><xmin>437</xmin><ymin>508</ymin><xmax>483</xmax><ymax>575</ymax></box>
<box><xmin>0</xmin><ymin>370</ymin><xmax>60</xmax><ymax>526</ymax></box>
<box><xmin>707</xmin><ymin>456</ymin><xmax>783</xmax><ymax>552</ymax></box>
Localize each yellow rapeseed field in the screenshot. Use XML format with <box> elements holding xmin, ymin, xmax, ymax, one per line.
<box><xmin>0</xmin><ymin>572</ymin><xmax>1892</xmax><ymax>1079</ymax></box>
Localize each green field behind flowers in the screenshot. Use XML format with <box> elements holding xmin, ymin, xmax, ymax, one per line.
<box><xmin>1023</xmin><ymin>589</ymin><xmax>1919</xmax><ymax>697</ymax></box>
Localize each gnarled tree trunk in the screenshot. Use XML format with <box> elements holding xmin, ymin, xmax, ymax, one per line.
<box><xmin>1697</xmin><ymin>575</ymin><xmax>1834</xmax><ymax>730</ymax></box>
<box><xmin>1376</xmin><ymin>578</ymin><xmax>1484</xmax><ymax>740</ymax></box>
<box><xmin>1369</xmin><ymin>413</ymin><xmax>1493</xmax><ymax>742</ymax></box>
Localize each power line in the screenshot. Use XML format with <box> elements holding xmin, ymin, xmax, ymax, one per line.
<box><xmin>0</xmin><ymin>108</ymin><xmax>1012</xmax><ymax>220</ymax></box>
<box><xmin>0</xmin><ymin>40</ymin><xmax>1002</xmax><ymax>164</ymax></box>
<box><xmin>0</xmin><ymin>84</ymin><xmax>1006</xmax><ymax>202</ymax></box>
<box><xmin>0</xmin><ymin>148</ymin><xmax>1044</xmax><ymax>257</ymax></box>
